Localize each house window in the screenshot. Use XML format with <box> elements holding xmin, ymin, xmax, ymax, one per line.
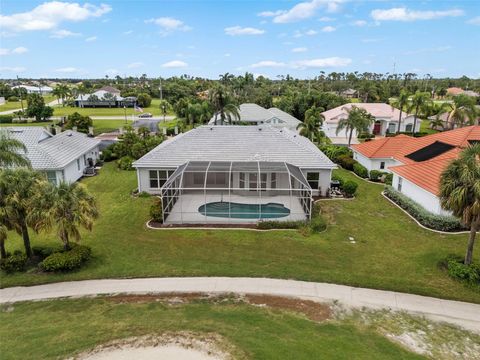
<box><xmin>397</xmin><ymin>177</ymin><xmax>403</xmax><ymax>192</ymax></box>
<box><xmin>77</xmin><ymin>159</ymin><xmax>80</xmax><ymax>171</ymax></box>
<box><xmin>260</xmin><ymin>173</ymin><xmax>267</xmax><ymax>190</ymax></box>
<box><xmin>149</xmin><ymin>170</ymin><xmax>159</xmax><ymax>188</ymax></box>
<box><xmin>249</xmin><ymin>173</ymin><xmax>258</xmax><ymax>190</ymax></box>
<box><xmin>193</xmin><ymin>172</ymin><xmax>204</xmax><ymax>185</ymax></box>
<box><xmin>405</xmin><ymin>124</ymin><xmax>413</xmax><ymax>132</ymax></box>
<box><xmin>46</xmin><ymin>171</ymin><xmax>57</xmax><ymax>185</ymax></box>
<box><xmin>271</xmin><ymin>173</ymin><xmax>277</xmax><ymax>189</ymax></box>
<box><xmin>306</xmin><ymin>172</ymin><xmax>320</xmax><ymax>189</ymax></box>
<box><xmin>380</xmin><ymin>162</ymin><xmax>385</xmax><ymax>170</ymax></box>
<box><xmin>239</xmin><ymin>172</ymin><xmax>246</xmax><ymax>189</ymax></box>
<box><xmin>149</xmin><ymin>170</ymin><xmax>174</xmax><ymax>189</ymax></box>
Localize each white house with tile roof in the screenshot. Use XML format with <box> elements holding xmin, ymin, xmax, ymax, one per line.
<box><xmin>2</xmin><ymin>127</ymin><xmax>100</xmax><ymax>184</ymax></box>
<box><xmin>133</xmin><ymin>125</ymin><xmax>335</xmax><ymax>224</ymax></box>
<box><xmin>208</xmin><ymin>103</ymin><xmax>301</xmax><ymax>131</ymax></box>
<box><xmin>321</xmin><ymin>103</ymin><xmax>421</xmax><ymax>145</ymax></box>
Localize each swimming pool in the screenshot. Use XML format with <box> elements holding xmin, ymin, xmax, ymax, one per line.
<box><xmin>198</xmin><ymin>201</ymin><xmax>290</xmax><ymax>219</ymax></box>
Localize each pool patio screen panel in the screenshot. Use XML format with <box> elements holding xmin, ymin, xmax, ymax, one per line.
<box><xmin>159</xmin><ymin>160</ymin><xmax>313</xmax><ymax>224</ymax></box>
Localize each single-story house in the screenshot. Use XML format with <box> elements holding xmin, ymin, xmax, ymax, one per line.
<box><xmin>75</xmin><ymin>87</ymin><xmax>136</xmax><ymax>108</ymax></box>
<box><xmin>340</xmin><ymin>88</ymin><xmax>358</xmax><ymax>99</ymax></box>
<box><xmin>351</xmin><ymin>126</ymin><xmax>480</xmax><ymax>215</ymax></box>
<box><xmin>2</xmin><ymin>127</ymin><xmax>100</xmax><ymax>184</ymax></box>
<box><xmin>208</xmin><ymin>103</ymin><xmax>301</xmax><ymax>131</ymax></box>
<box><xmin>133</xmin><ymin>125</ymin><xmax>336</xmax><ymax>224</ymax></box>
<box><xmin>321</xmin><ymin>103</ymin><xmax>421</xmax><ymax>145</ymax></box>
<box><xmin>428</xmin><ymin>105</ymin><xmax>480</xmax><ymax>130</ymax></box>
<box><xmin>12</xmin><ymin>85</ymin><xmax>53</xmax><ymax>94</ymax></box>
<box><xmin>446</xmin><ymin>87</ymin><xmax>479</xmax><ymax>98</ymax></box>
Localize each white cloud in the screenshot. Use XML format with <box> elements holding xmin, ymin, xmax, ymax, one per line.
<box><xmin>321</xmin><ymin>25</ymin><xmax>336</xmax><ymax>32</ymax></box>
<box><xmin>361</xmin><ymin>38</ymin><xmax>382</xmax><ymax>43</ymax></box>
<box><xmin>257</xmin><ymin>10</ymin><xmax>284</xmax><ymax>17</ymax></box>
<box><xmin>293</xmin><ymin>57</ymin><xmax>351</xmax><ymax>68</ymax></box>
<box><xmin>55</xmin><ymin>67</ymin><xmax>80</xmax><ymax>73</ymax></box>
<box><xmin>0</xmin><ymin>66</ymin><xmax>26</xmax><ymax>72</ymax></box>
<box><xmin>0</xmin><ymin>1</ymin><xmax>111</xmax><ymax>32</ymax></box>
<box><xmin>50</xmin><ymin>29</ymin><xmax>81</xmax><ymax>38</ymax></box>
<box><xmin>224</xmin><ymin>53</ymin><xmax>231</xmax><ymax>57</ymax></box>
<box><xmin>292</xmin><ymin>47</ymin><xmax>308</xmax><ymax>53</ymax></box>
<box><xmin>145</xmin><ymin>17</ymin><xmax>191</xmax><ymax>35</ymax></box>
<box><xmin>123</xmin><ymin>30</ymin><xmax>133</xmax><ymax>35</ymax></box>
<box><xmin>0</xmin><ymin>46</ymin><xmax>28</xmax><ymax>55</ymax></box>
<box><xmin>271</xmin><ymin>0</ymin><xmax>343</xmax><ymax>24</ymax></box>
<box><xmin>352</xmin><ymin>20</ymin><xmax>367</xmax><ymax>26</ymax></box>
<box><xmin>224</xmin><ymin>26</ymin><xmax>265</xmax><ymax>35</ymax></box>
<box><xmin>127</xmin><ymin>62</ymin><xmax>144</xmax><ymax>69</ymax></box>
<box><xmin>85</xmin><ymin>36</ymin><xmax>97</xmax><ymax>42</ymax></box>
<box><xmin>467</xmin><ymin>16</ymin><xmax>480</xmax><ymax>25</ymax></box>
<box><xmin>305</xmin><ymin>29</ymin><xmax>318</xmax><ymax>35</ymax></box>
<box><xmin>319</xmin><ymin>16</ymin><xmax>335</xmax><ymax>22</ymax></box>
<box><xmin>161</xmin><ymin>60</ymin><xmax>188</xmax><ymax>68</ymax></box>
<box><xmin>371</xmin><ymin>7</ymin><xmax>464</xmax><ymax>21</ymax></box>
<box><xmin>250</xmin><ymin>60</ymin><xmax>286</xmax><ymax>68</ymax></box>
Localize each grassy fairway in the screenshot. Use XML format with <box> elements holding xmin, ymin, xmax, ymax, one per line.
<box><xmin>0</xmin><ymin>119</ymin><xmax>132</xmax><ymax>135</ymax></box>
<box><xmin>52</xmin><ymin>98</ymin><xmax>173</xmax><ymax>117</ymax></box>
<box><xmin>1</xmin><ymin>163</ymin><xmax>479</xmax><ymax>303</ymax></box>
<box><xmin>0</xmin><ymin>297</ymin><xmax>422</xmax><ymax>360</ymax></box>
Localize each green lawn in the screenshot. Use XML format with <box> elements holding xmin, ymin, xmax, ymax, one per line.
<box><xmin>1</xmin><ymin>163</ymin><xmax>479</xmax><ymax>303</ymax></box>
<box><xmin>0</xmin><ymin>297</ymin><xmax>423</xmax><ymax>360</ymax></box>
<box><xmin>420</xmin><ymin>120</ymin><xmax>439</xmax><ymax>134</ymax></box>
<box><xmin>0</xmin><ymin>119</ymin><xmax>132</xmax><ymax>135</ymax></box>
<box><xmin>0</xmin><ymin>101</ymin><xmax>26</xmax><ymax>111</ymax></box>
<box><xmin>52</xmin><ymin>98</ymin><xmax>173</xmax><ymax>117</ymax></box>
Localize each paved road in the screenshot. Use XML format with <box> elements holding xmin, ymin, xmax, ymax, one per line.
<box><xmin>132</xmin><ymin>118</ymin><xmax>161</xmax><ymax>132</ymax></box>
<box><xmin>1</xmin><ymin>277</ymin><xmax>479</xmax><ymax>332</ymax></box>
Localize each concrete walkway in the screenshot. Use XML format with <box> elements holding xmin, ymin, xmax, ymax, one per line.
<box><xmin>1</xmin><ymin>277</ymin><xmax>479</xmax><ymax>332</ymax></box>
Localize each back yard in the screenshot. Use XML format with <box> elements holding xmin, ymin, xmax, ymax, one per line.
<box><xmin>1</xmin><ymin>163</ymin><xmax>479</xmax><ymax>303</ymax></box>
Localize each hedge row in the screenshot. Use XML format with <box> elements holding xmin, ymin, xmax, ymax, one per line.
<box><xmin>41</xmin><ymin>244</ymin><xmax>92</xmax><ymax>272</ymax></box>
<box><xmin>384</xmin><ymin>186</ymin><xmax>465</xmax><ymax>232</ymax></box>
<box><xmin>0</xmin><ymin>115</ymin><xmax>14</xmax><ymax>123</ymax></box>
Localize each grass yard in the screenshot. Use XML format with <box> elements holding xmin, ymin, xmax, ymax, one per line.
<box><xmin>52</xmin><ymin>98</ymin><xmax>174</xmax><ymax>117</ymax></box>
<box><xmin>420</xmin><ymin>120</ymin><xmax>439</xmax><ymax>135</ymax></box>
<box><xmin>1</xmin><ymin>163</ymin><xmax>479</xmax><ymax>303</ymax></box>
<box><xmin>0</xmin><ymin>297</ymin><xmax>423</xmax><ymax>360</ymax></box>
<box><xmin>0</xmin><ymin>119</ymin><xmax>132</xmax><ymax>135</ymax></box>
<box><xmin>0</xmin><ymin>100</ymin><xmax>26</xmax><ymax>112</ymax></box>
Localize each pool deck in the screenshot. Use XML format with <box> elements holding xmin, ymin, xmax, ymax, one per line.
<box><xmin>165</xmin><ymin>194</ymin><xmax>307</xmax><ymax>224</ymax></box>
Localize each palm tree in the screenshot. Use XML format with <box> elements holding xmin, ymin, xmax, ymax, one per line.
<box><xmin>297</xmin><ymin>106</ymin><xmax>325</xmax><ymax>143</ymax></box>
<box><xmin>439</xmin><ymin>144</ymin><xmax>480</xmax><ymax>265</ymax></box>
<box><xmin>32</xmin><ymin>182</ymin><xmax>99</xmax><ymax>250</ymax></box>
<box><xmin>336</xmin><ymin>106</ymin><xmax>375</xmax><ymax>147</ymax></box>
<box><xmin>0</xmin><ymin>169</ymin><xmax>47</xmax><ymax>258</ymax></box>
<box><xmin>0</xmin><ymin>223</ymin><xmax>6</xmax><ymax>259</ymax></box>
<box><xmin>391</xmin><ymin>89</ymin><xmax>409</xmax><ymax>133</ymax></box>
<box><xmin>0</xmin><ymin>131</ymin><xmax>30</xmax><ymax>168</ymax></box>
<box><xmin>209</xmin><ymin>86</ymin><xmax>240</xmax><ymax>125</ymax></box>
<box><xmin>407</xmin><ymin>91</ymin><xmax>431</xmax><ymax>135</ymax></box>
<box><xmin>442</xmin><ymin>95</ymin><xmax>478</xmax><ymax>129</ymax></box>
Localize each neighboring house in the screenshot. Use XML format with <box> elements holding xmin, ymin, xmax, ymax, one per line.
<box><xmin>133</xmin><ymin>125</ymin><xmax>336</xmax><ymax>224</ymax></box>
<box><xmin>463</xmin><ymin>90</ymin><xmax>480</xmax><ymax>98</ymax></box>
<box><xmin>2</xmin><ymin>127</ymin><xmax>100</xmax><ymax>184</ymax></box>
<box><xmin>321</xmin><ymin>103</ymin><xmax>421</xmax><ymax>145</ymax></box>
<box><xmin>340</xmin><ymin>88</ymin><xmax>358</xmax><ymax>99</ymax></box>
<box><xmin>75</xmin><ymin>88</ymin><xmax>136</xmax><ymax>108</ymax></box>
<box><xmin>351</xmin><ymin>126</ymin><xmax>480</xmax><ymax>215</ymax></box>
<box><xmin>12</xmin><ymin>85</ymin><xmax>53</xmax><ymax>94</ymax></box>
<box><xmin>446</xmin><ymin>87</ymin><xmax>479</xmax><ymax>97</ymax></box>
<box><xmin>428</xmin><ymin>105</ymin><xmax>480</xmax><ymax>130</ymax></box>
<box><xmin>208</xmin><ymin>103</ymin><xmax>301</xmax><ymax>131</ymax></box>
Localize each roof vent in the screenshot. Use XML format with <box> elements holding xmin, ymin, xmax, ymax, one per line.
<box><xmin>258</xmin><ymin>127</ymin><xmax>262</xmax><ymax>131</ymax></box>
<box><xmin>210</xmin><ymin>127</ymin><xmax>214</xmax><ymax>130</ymax></box>
<box><xmin>66</xmin><ymin>131</ymin><xmax>73</xmax><ymax>137</ymax></box>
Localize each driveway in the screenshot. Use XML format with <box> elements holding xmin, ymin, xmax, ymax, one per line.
<box><xmin>1</xmin><ymin>277</ymin><xmax>479</xmax><ymax>333</ymax></box>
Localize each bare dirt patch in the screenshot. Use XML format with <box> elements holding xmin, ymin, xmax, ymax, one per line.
<box><xmin>106</xmin><ymin>293</ymin><xmax>205</xmax><ymax>304</ymax></box>
<box><xmin>245</xmin><ymin>294</ymin><xmax>332</xmax><ymax>322</ymax></box>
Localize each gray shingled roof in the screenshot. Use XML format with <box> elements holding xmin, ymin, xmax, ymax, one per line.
<box><xmin>133</xmin><ymin>125</ymin><xmax>335</xmax><ymax>169</ymax></box>
<box><xmin>3</xmin><ymin>127</ymin><xmax>100</xmax><ymax>170</ymax></box>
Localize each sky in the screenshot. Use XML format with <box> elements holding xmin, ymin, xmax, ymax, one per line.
<box><xmin>0</xmin><ymin>0</ymin><xmax>479</xmax><ymax>79</ymax></box>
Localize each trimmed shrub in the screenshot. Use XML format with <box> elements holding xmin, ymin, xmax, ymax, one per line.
<box><xmin>150</xmin><ymin>198</ymin><xmax>163</xmax><ymax>223</ymax></box>
<box><xmin>0</xmin><ymin>115</ymin><xmax>13</xmax><ymax>123</ymax></box>
<box><xmin>257</xmin><ymin>220</ymin><xmax>307</xmax><ymax>230</ymax></box>
<box><xmin>369</xmin><ymin>170</ymin><xmax>382</xmax><ymax>182</ymax></box>
<box><xmin>353</xmin><ymin>163</ymin><xmax>368</xmax><ymax>178</ymax></box>
<box><xmin>7</xmin><ymin>96</ymin><xmax>18</xmax><ymax>102</ymax></box>
<box><xmin>320</xmin><ymin>145</ymin><xmax>352</xmax><ymax>162</ymax></box>
<box><xmin>446</xmin><ymin>257</ymin><xmax>480</xmax><ymax>285</ymax></box>
<box><xmin>117</xmin><ymin>156</ymin><xmax>134</xmax><ymax>170</ymax></box>
<box><xmin>336</xmin><ymin>154</ymin><xmax>356</xmax><ymax>170</ymax></box>
<box><xmin>41</xmin><ymin>244</ymin><xmax>92</xmax><ymax>272</ymax></box>
<box><xmin>310</xmin><ymin>215</ymin><xmax>327</xmax><ymax>232</ymax></box>
<box><xmin>0</xmin><ymin>252</ymin><xmax>28</xmax><ymax>273</ymax></box>
<box><xmin>385</xmin><ymin>173</ymin><xmax>393</xmax><ymax>185</ymax></box>
<box><xmin>357</xmin><ymin>132</ymin><xmax>375</xmax><ymax>139</ymax></box>
<box><xmin>384</xmin><ymin>186</ymin><xmax>465</xmax><ymax>232</ymax></box>
<box><xmin>343</xmin><ymin>180</ymin><xmax>358</xmax><ymax>197</ymax></box>
<box><xmin>32</xmin><ymin>246</ymin><xmax>58</xmax><ymax>259</ymax></box>
<box><xmin>331</xmin><ymin>173</ymin><xmax>344</xmax><ymax>187</ymax></box>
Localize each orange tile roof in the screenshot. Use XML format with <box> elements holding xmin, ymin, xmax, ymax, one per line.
<box><xmin>352</xmin><ymin>126</ymin><xmax>480</xmax><ymax>194</ymax></box>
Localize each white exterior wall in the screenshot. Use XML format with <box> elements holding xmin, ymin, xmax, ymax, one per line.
<box><xmin>392</xmin><ymin>174</ymin><xmax>450</xmax><ymax>215</ymax></box>
<box><xmin>352</xmin><ymin>152</ymin><xmax>400</xmax><ymax>173</ymax></box>
<box><xmin>53</xmin><ymin>146</ymin><xmax>99</xmax><ymax>184</ymax></box>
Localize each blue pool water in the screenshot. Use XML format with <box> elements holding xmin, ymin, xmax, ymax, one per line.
<box><xmin>198</xmin><ymin>201</ymin><xmax>290</xmax><ymax>219</ymax></box>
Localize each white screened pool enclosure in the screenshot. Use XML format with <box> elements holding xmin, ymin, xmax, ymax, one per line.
<box><xmin>159</xmin><ymin>160</ymin><xmax>313</xmax><ymax>224</ymax></box>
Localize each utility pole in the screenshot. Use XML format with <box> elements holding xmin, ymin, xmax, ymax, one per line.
<box><xmin>159</xmin><ymin>78</ymin><xmax>163</xmax><ymax>100</ymax></box>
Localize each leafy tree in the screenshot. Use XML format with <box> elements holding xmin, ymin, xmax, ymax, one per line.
<box><xmin>443</xmin><ymin>94</ymin><xmax>478</xmax><ymax>129</ymax></box>
<box><xmin>391</xmin><ymin>89</ymin><xmax>410</xmax><ymax>133</ymax></box>
<box><xmin>407</xmin><ymin>91</ymin><xmax>431</xmax><ymax>135</ymax></box>
<box><xmin>158</xmin><ymin>99</ymin><xmax>171</xmax><ymax>121</ymax></box>
<box><xmin>31</xmin><ymin>182</ymin><xmax>99</xmax><ymax>250</ymax></box>
<box><xmin>0</xmin><ymin>131</ymin><xmax>31</xmax><ymax>168</ymax></box>
<box><xmin>136</xmin><ymin>93</ymin><xmax>152</xmax><ymax>107</ymax></box>
<box><xmin>297</xmin><ymin>106</ymin><xmax>325</xmax><ymax>143</ymax></box>
<box><xmin>439</xmin><ymin>144</ymin><xmax>480</xmax><ymax>265</ymax></box>
<box><xmin>52</xmin><ymin>84</ymin><xmax>71</xmax><ymax>106</ymax></box>
<box><xmin>209</xmin><ymin>85</ymin><xmax>240</xmax><ymax>125</ymax></box>
<box><xmin>64</xmin><ymin>112</ymin><xmax>93</xmax><ymax>133</ymax></box>
<box><xmin>0</xmin><ymin>169</ymin><xmax>48</xmax><ymax>258</ymax></box>
<box><xmin>336</xmin><ymin>106</ymin><xmax>375</xmax><ymax>147</ymax></box>
<box><xmin>25</xmin><ymin>93</ymin><xmax>53</xmax><ymax>122</ymax></box>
